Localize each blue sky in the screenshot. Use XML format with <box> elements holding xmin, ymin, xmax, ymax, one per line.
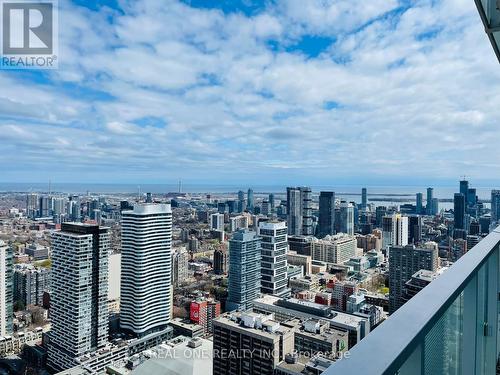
<box><xmin>1</xmin><ymin>0</ymin><xmax>500</xmax><ymax>186</ymax></box>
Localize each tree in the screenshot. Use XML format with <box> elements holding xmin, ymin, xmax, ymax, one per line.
<box><xmin>13</xmin><ymin>300</ymin><xmax>25</xmax><ymax>312</ymax></box>
<box><xmin>35</xmin><ymin>259</ymin><xmax>51</xmax><ymax>268</ymax></box>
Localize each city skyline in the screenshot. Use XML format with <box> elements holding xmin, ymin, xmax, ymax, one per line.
<box><xmin>0</xmin><ymin>176</ymin><xmax>498</xmax><ymax>372</ymax></box>
<box><xmin>1</xmin><ymin>0</ymin><xmax>500</xmax><ymax>184</ymax></box>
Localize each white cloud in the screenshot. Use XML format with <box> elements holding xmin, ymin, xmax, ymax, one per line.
<box><xmin>105</xmin><ymin>121</ymin><xmax>139</xmax><ymax>135</ymax></box>
<box><xmin>0</xmin><ymin>0</ymin><xmax>499</xmax><ymax>185</ymax></box>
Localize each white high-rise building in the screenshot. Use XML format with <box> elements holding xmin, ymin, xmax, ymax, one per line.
<box><xmin>47</xmin><ymin>223</ymin><xmax>109</xmax><ymax>372</ymax></box>
<box><xmin>53</xmin><ymin>197</ymin><xmax>66</xmax><ymax>216</ymax></box>
<box><xmin>311</xmin><ymin>234</ymin><xmax>357</xmax><ymax>264</ymax></box>
<box><xmin>339</xmin><ymin>202</ymin><xmax>354</xmax><ymax>236</ymax></box>
<box><xmin>229</xmin><ymin>215</ymin><xmax>249</xmax><ymax>232</ymax></box>
<box><xmin>120</xmin><ymin>204</ymin><xmax>172</xmax><ymax>337</ymax></box>
<box><xmin>210</xmin><ymin>213</ymin><xmax>225</xmax><ymax>231</ymax></box>
<box><xmin>258</xmin><ymin>221</ymin><xmax>290</xmax><ymax>297</ymax></box>
<box><xmin>172</xmin><ymin>246</ymin><xmax>189</xmax><ymax>287</ymax></box>
<box><xmin>67</xmin><ymin>197</ymin><xmax>81</xmax><ymax>221</ymax></box>
<box><xmin>382</xmin><ymin>214</ymin><xmax>409</xmax><ymax>250</ymax></box>
<box><xmin>53</xmin><ymin>197</ymin><xmax>67</xmax><ymax>224</ymax></box>
<box><xmin>0</xmin><ymin>241</ymin><xmax>12</xmax><ymax>337</ymax></box>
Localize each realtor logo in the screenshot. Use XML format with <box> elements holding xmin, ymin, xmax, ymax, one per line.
<box><xmin>0</xmin><ymin>0</ymin><xmax>58</xmax><ymax>69</ymax></box>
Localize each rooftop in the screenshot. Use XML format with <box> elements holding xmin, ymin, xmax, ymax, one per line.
<box><xmin>121</xmin><ymin>336</ymin><xmax>213</xmax><ymax>375</ymax></box>
<box><xmin>253</xmin><ymin>295</ymin><xmax>368</xmax><ymax>328</ymax></box>
<box><xmin>122</xmin><ymin>203</ymin><xmax>171</xmax><ymax>215</ymax></box>
<box><xmin>259</xmin><ymin>220</ymin><xmax>287</xmax><ymax>229</ymax></box>
<box><xmin>410</xmin><ymin>269</ymin><xmax>440</xmax><ymax>282</ymax></box>
<box><xmin>214</xmin><ymin>311</ymin><xmax>293</xmax><ymax>339</ymax></box>
<box><xmin>313</xmin><ymin>233</ymin><xmax>355</xmax><ymax>243</ymax></box>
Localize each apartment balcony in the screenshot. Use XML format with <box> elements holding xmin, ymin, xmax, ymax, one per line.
<box><xmin>475</xmin><ymin>0</ymin><xmax>500</xmax><ymax>62</ymax></box>
<box><xmin>325</xmin><ymin>227</ymin><xmax>500</xmax><ymax>374</ymax></box>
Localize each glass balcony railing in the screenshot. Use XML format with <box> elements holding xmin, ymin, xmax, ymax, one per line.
<box><xmin>475</xmin><ymin>0</ymin><xmax>500</xmax><ymax>63</ymax></box>
<box><xmin>324</xmin><ymin>227</ymin><xmax>500</xmax><ymax>375</ymax></box>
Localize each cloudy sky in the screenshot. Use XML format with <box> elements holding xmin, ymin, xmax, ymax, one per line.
<box><xmin>1</xmin><ymin>0</ymin><xmax>499</xmax><ymax>186</ymax></box>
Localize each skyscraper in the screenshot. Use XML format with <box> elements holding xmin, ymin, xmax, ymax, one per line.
<box><xmin>47</xmin><ymin>223</ymin><xmax>109</xmax><ymax>371</ymax></box>
<box><xmin>13</xmin><ymin>264</ymin><xmax>50</xmax><ymax>307</ymax></box>
<box><xmin>217</xmin><ymin>202</ymin><xmax>228</xmax><ymax>214</ymax></box>
<box><xmin>491</xmin><ymin>190</ymin><xmax>500</xmax><ymax>223</ymax></box>
<box><xmin>389</xmin><ymin>244</ymin><xmax>438</xmax><ymax>313</ymax></box>
<box><xmin>479</xmin><ymin>215</ymin><xmax>492</xmax><ymax>234</ymax></box>
<box><xmin>450</xmin><ymin>238</ymin><xmax>467</xmax><ymax>261</ymax></box>
<box><xmin>454</xmin><ymin>193</ymin><xmax>466</xmax><ymax>230</ymax></box>
<box><xmin>120</xmin><ymin>204</ymin><xmax>172</xmax><ymax>337</ymax></box>
<box><xmin>408</xmin><ymin>215</ymin><xmax>422</xmax><ymax>244</ymax></box>
<box><xmin>226</xmin><ymin>229</ymin><xmax>261</xmax><ymax>311</ymax></box>
<box><xmin>88</xmin><ymin>199</ymin><xmax>100</xmax><ymax>216</ymax></box>
<box><xmin>67</xmin><ymin>196</ymin><xmax>81</xmax><ymax>221</ymax></box>
<box><xmin>287</xmin><ymin>187</ymin><xmax>302</xmax><ymax>235</ymax></box>
<box><xmin>318</xmin><ymin>191</ymin><xmax>335</xmax><ymax>238</ymax></box>
<box><xmin>237</xmin><ymin>190</ymin><xmax>246</xmax><ymax>213</ymax></box>
<box><xmin>261</xmin><ymin>199</ymin><xmax>270</xmax><ymax>216</ymax></box>
<box><xmin>247</xmin><ymin>188</ymin><xmax>254</xmax><ymax>213</ymax></box>
<box><xmin>302</xmin><ymin>187</ymin><xmax>313</xmax><ymax>235</ymax></box>
<box><xmin>361</xmin><ymin>188</ymin><xmax>367</xmax><ymax>210</ymax></box>
<box><xmin>416</xmin><ymin>193</ymin><xmax>423</xmax><ymax>215</ymax></box>
<box><xmin>39</xmin><ymin>196</ymin><xmax>50</xmax><ymax>217</ymax></box>
<box><xmin>172</xmin><ymin>247</ymin><xmax>189</xmax><ymax>287</ymax></box>
<box><xmin>258</xmin><ymin>221</ymin><xmax>290</xmax><ymax>297</ymax></box>
<box><xmin>375</xmin><ymin>206</ymin><xmax>387</xmax><ymax>226</ymax></box>
<box><xmin>426</xmin><ymin>187</ymin><xmax>434</xmax><ymax>215</ymax></box>
<box><xmin>286</xmin><ymin>187</ymin><xmax>313</xmax><ymax>236</ymax></box>
<box><xmin>53</xmin><ymin>197</ymin><xmax>66</xmax><ymax>216</ymax></box>
<box><xmin>269</xmin><ymin>193</ymin><xmax>275</xmax><ymax>216</ymax></box>
<box><xmin>213</xmin><ymin>247</ymin><xmax>228</xmax><ymax>275</ymax></box>
<box><xmin>459</xmin><ymin>180</ymin><xmax>469</xmax><ymax>197</ymax></box>
<box><xmin>467</xmin><ymin>188</ymin><xmax>477</xmax><ymax>207</ymax></box>
<box><xmin>339</xmin><ymin>201</ymin><xmax>354</xmax><ymax>235</ymax></box>
<box><xmin>210</xmin><ymin>213</ymin><xmax>225</xmax><ymax>231</ymax></box>
<box><xmin>229</xmin><ymin>215</ymin><xmax>249</xmax><ymax>232</ymax></box>
<box><xmin>382</xmin><ymin>214</ymin><xmax>408</xmax><ymax>250</ymax></box>
<box><xmin>227</xmin><ymin>200</ymin><xmax>237</xmax><ymax>213</ymax></box>
<box><xmin>26</xmin><ymin>193</ymin><xmax>38</xmax><ymax>219</ymax></box>
<box><xmin>0</xmin><ymin>241</ymin><xmax>12</xmax><ymax>337</ymax></box>
<box><xmin>431</xmin><ymin>197</ymin><xmax>439</xmax><ymax>216</ymax></box>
